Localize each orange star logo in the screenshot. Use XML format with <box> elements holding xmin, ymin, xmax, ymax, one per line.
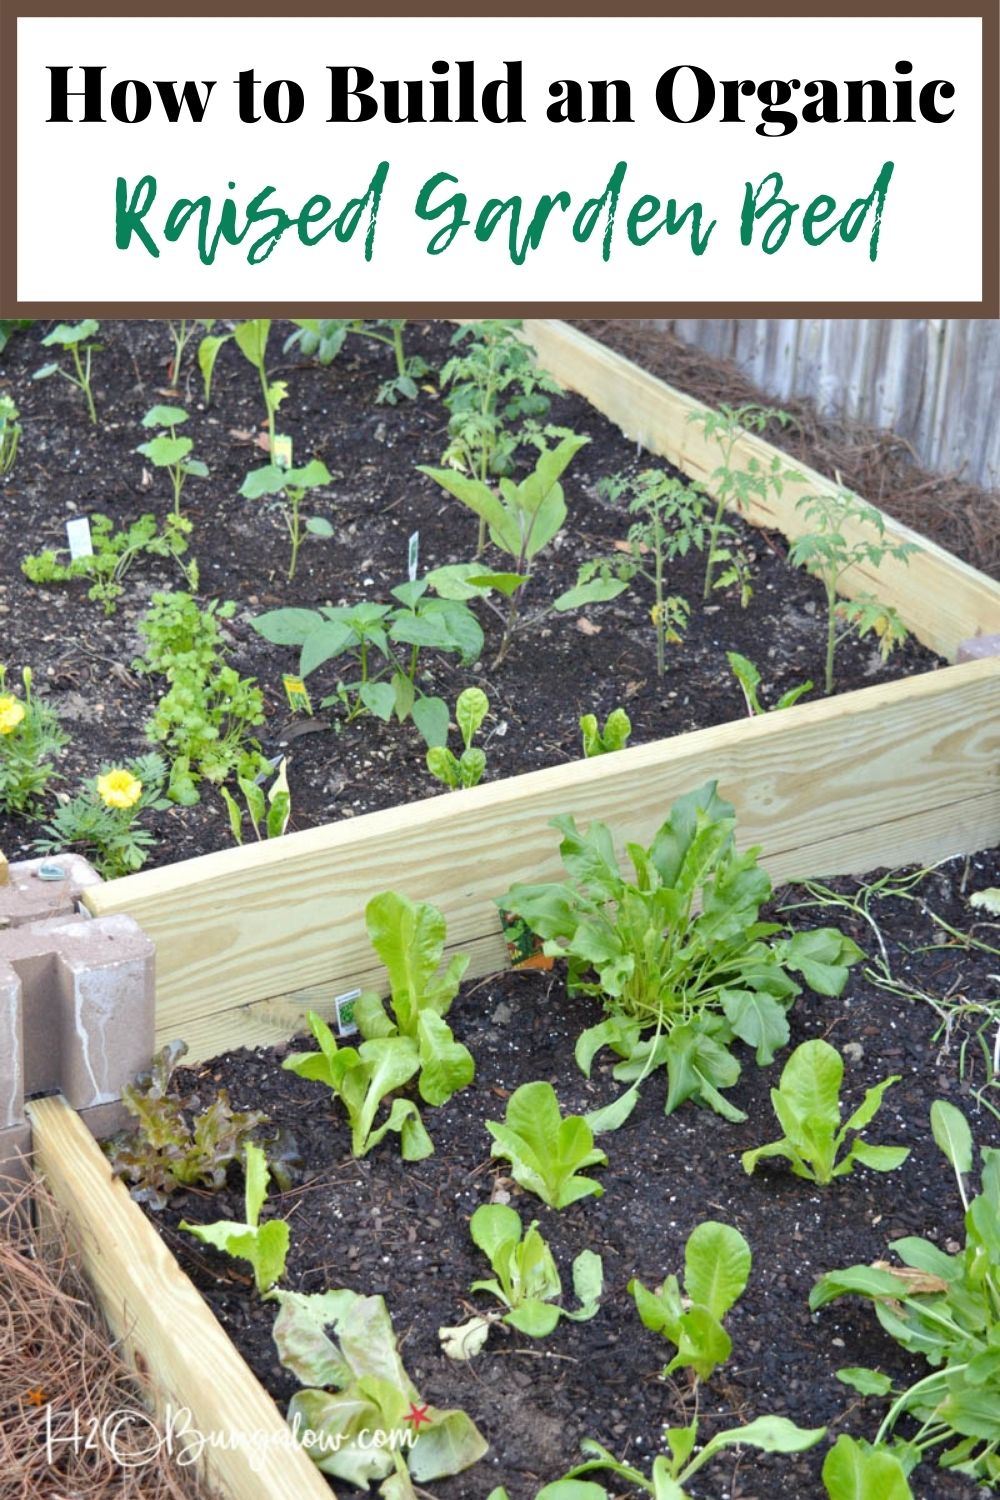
<box><xmin>25</xmin><ymin>1388</ymin><xmax>46</xmax><ymax>1407</ymax></box>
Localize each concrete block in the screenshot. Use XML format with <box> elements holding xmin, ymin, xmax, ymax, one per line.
<box><xmin>0</xmin><ymin>853</ymin><xmax>101</xmax><ymax>931</ymax></box>
<box><xmin>957</xmin><ymin>634</ymin><xmax>1000</xmax><ymax>663</ymax></box>
<box><xmin>0</xmin><ymin>963</ymin><xmax>22</xmax><ymax>1130</ymax></box>
<box><xmin>0</xmin><ymin>1121</ymin><xmax>32</xmax><ymax>1187</ymax></box>
<box><xmin>78</xmin><ymin>1097</ymin><xmax>132</xmax><ymax>1140</ymax></box>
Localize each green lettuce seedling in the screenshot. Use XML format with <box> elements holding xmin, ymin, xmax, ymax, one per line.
<box><xmin>579</xmin><ymin>708</ymin><xmax>631</xmax><ymax>758</ymax></box>
<box><xmin>486</xmin><ymin>1081</ymin><xmax>607</xmax><ymax>1208</ymax></box>
<box><xmin>427</xmin><ymin>687</ymin><xmax>489</xmax><ymax>790</ymax></box>
<box><xmin>629</xmin><ymin>1220</ymin><xmax>751</xmax><ymax>1381</ymax></box>
<box><xmin>283</xmin><ymin>1009</ymin><xmax>433</xmax><ymax>1161</ymax></box>
<box><xmin>136</xmin><ymin>405</ymin><xmax>209</xmax><ymax>517</ymax></box>
<box><xmin>742</xmin><ymin>1039</ymin><xmax>909</xmax><ymax>1185</ymax></box>
<box><xmin>180</xmin><ymin>1142</ymin><xmax>290</xmax><ymax>1295</ymax></box>
<box><xmin>821</xmin><ymin>1435</ymin><xmax>914</xmax><ymax>1500</ymax></box>
<box><xmin>239</xmin><ymin>459</ymin><xmax>333</xmax><ymax>580</ymax></box>
<box><xmin>726</xmin><ymin>651</ymin><xmax>813</xmax><ymax>715</ymax></box>
<box><xmin>33</xmin><ymin>319</ymin><xmax>101</xmax><ymax>424</ymax></box>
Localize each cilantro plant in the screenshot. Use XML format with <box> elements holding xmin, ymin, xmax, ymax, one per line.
<box><xmin>500</xmin><ymin>780</ymin><xmax>862</xmax><ymax>1127</ymax></box>
<box><xmin>35</xmin><ymin>753</ymin><xmax>169</xmax><ymax>877</ymax></box>
<box><xmin>427</xmin><ymin>687</ymin><xmax>489</xmax><ymax>790</ymax></box>
<box><xmin>103</xmin><ymin>1040</ymin><xmax>272</xmax><ymax>1209</ymax></box>
<box><xmin>233</xmin><ymin>318</ymin><xmax>286</xmax><ymax>456</ymax></box>
<box><xmin>164</xmin><ymin>317</ymin><xmax>215</xmax><ymax>387</ymax></box>
<box><xmin>283</xmin><ymin>1009</ymin><xmax>433</xmax><ymax>1160</ymax></box>
<box><xmin>135</xmin><ymin>591</ymin><xmax>268</xmax><ymax>803</ymax></box>
<box><xmin>440</xmin><ymin>1204</ymin><xmax>603</xmax><ymax>1359</ymax></box>
<box><xmin>629</xmin><ymin>1220</ymin><xmax>751</xmax><ymax>1382</ymax></box>
<box><xmin>788</xmin><ymin>490</ymin><xmax>916</xmax><ymax>693</ymax></box>
<box><xmin>136</xmin><ymin>405</ymin><xmax>209</xmax><ymax>517</ymax></box>
<box><xmin>0</xmin><ymin>665</ymin><xmax>68</xmax><ymax>816</ymax></box>
<box><xmin>422</xmin><ymin>435</ymin><xmax>626</xmax><ymax>665</ymax></box>
<box><xmin>22</xmin><ymin>511</ymin><xmax>197</xmax><ymax>615</ymax></box>
<box><xmin>726</xmin><ymin>651</ymin><xmax>814</xmax><ymax>715</ymax></box>
<box><xmin>485</xmin><ymin>1081</ymin><xmax>607</xmax><ymax>1208</ymax></box>
<box><xmin>580</xmin><ymin>708</ymin><xmax>631</xmax><ymax>758</ymax></box>
<box><xmin>220</xmin><ymin>758</ymin><xmax>290</xmax><ymax>845</ymax></box>
<box><xmin>286</xmin><ymin>317</ymin><xmax>429</xmax><ymax>404</ymax></box>
<box><xmin>180</xmin><ymin>1142</ymin><xmax>290</xmax><ymax>1296</ymax></box>
<box><xmin>273</xmin><ymin>1287</ymin><xmax>486</xmax><ymax>1488</ymax></box>
<box><xmin>33</xmin><ymin>319</ymin><xmax>101</xmax><ymax>424</ymax></box>
<box><xmin>239</xmin><ymin>459</ymin><xmax>333</xmax><ymax>580</ymax></box>
<box><xmin>252</xmin><ymin>579</ymin><xmax>483</xmax><ymax>748</ymax></box>
<box><xmin>688</xmin><ymin>403</ymin><xmax>801</xmax><ymax>599</ymax></box>
<box><xmin>811</xmin><ymin>1100</ymin><xmax>1000</xmax><ymax>1486</ymax></box>
<box><xmin>0</xmin><ymin>394</ymin><xmax>21</xmax><ymax>473</ymax></box>
<box><xmin>742</xmin><ymin>1039</ymin><xmax>909</xmax><ymax>1185</ymax></box>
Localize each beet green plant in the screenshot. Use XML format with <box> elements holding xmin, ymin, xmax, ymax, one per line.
<box><xmin>742</xmin><ymin>1039</ymin><xmax>909</xmax><ymax>1185</ymax></box>
<box><xmin>22</xmin><ymin>511</ymin><xmax>197</xmax><ymax>615</ymax></box>
<box><xmin>485</xmin><ymin>1081</ymin><xmax>607</xmax><ymax>1209</ymax></box>
<box><xmin>811</xmin><ymin>1100</ymin><xmax>1000</xmax><ymax>1486</ymax></box>
<box><xmin>580</xmin><ymin>708</ymin><xmax>631</xmax><ymax>758</ymax></box>
<box><xmin>0</xmin><ymin>665</ymin><xmax>68</xmax><ymax>815</ymax></box>
<box><xmin>788</xmin><ymin>490</ymin><xmax>916</xmax><ymax>693</ymax></box>
<box><xmin>239</xmin><ymin>459</ymin><xmax>333</xmax><ymax>579</ymax></box>
<box><xmin>726</xmin><ymin>651</ymin><xmax>813</xmax><ymax>715</ymax></box>
<box><xmin>629</xmin><ymin>1220</ymin><xmax>751</xmax><ymax>1382</ymax></box>
<box><xmin>35</xmin><ymin>753</ymin><xmax>169</xmax><ymax>877</ymax></box>
<box><xmin>234</xmin><ymin>318</ymin><xmax>286</xmax><ymax>455</ymax></box>
<box><xmin>0</xmin><ymin>394</ymin><xmax>21</xmax><ymax>473</ymax></box>
<box><xmin>427</xmin><ymin>687</ymin><xmax>489</xmax><ymax>791</ymax></box>
<box><xmin>180</xmin><ymin>1142</ymin><xmax>290</xmax><ymax>1295</ymax></box>
<box><xmin>33</xmin><ymin>319</ymin><xmax>101</xmax><ymax>424</ymax></box>
<box><xmin>136</xmin><ymin>405</ymin><xmax>209</xmax><ymax>517</ymax></box>
<box><xmin>500</xmin><ymin>780</ymin><xmax>862</xmax><ymax>1128</ymax></box>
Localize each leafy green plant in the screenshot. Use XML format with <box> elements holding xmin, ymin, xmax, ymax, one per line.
<box><xmin>198</xmin><ymin>328</ymin><xmax>231</xmax><ymax>404</ymax></box>
<box><xmin>811</xmin><ymin>1100</ymin><xmax>1000</xmax><ymax>1486</ymax></box>
<box><xmin>787</xmin><ymin>490</ymin><xmax>916</xmax><ymax>693</ymax></box>
<box><xmin>485</xmin><ymin>1081</ymin><xmax>607</xmax><ymax>1209</ymax></box>
<box><xmin>821</xmin><ymin>1435</ymin><xmax>914</xmax><ymax>1500</ymax></box>
<box><xmin>136</xmin><ymin>591</ymin><xmax>268</xmax><ymax>802</ymax></box>
<box><xmin>742</xmin><ymin>1039</ymin><xmax>909</xmax><ymax>1185</ymax></box>
<box><xmin>0</xmin><ymin>394</ymin><xmax>21</xmax><ymax>473</ymax></box>
<box><xmin>440</xmin><ymin>1203</ymin><xmax>603</xmax><ymax>1358</ymax></box>
<box><xmin>687</xmin><ymin>402</ymin><xmax>801</xmax><ymax>599</ymax></box>
<box><xmin>136</xmin><ymin>405</ymin><xmax>208</xmax><ymax>517</ymax></box>
<box><xmin>180</xmin><ymin>1142</ymin><xmax>290</xmax><ymax>1295</ymax></box>
<box><xmin>500</xmin><ymin>780</ymin><xmax>862</xmax><ymax>1128</ymax></box>
<box><xmin>580</xmin><ymin>708</ymin><xmax>631</xmax><ymax>758</ymax></box>
<box><xmin>103</xmin><ymin>1040</ymin><xmax>272</xmax><ymax>1209</ymax></box>
<box><xmin>421</xmin><ymin>435</ymin><xmax>626</xmax><ymax>665</ymax></box>
<box><xmin>233</xmin><ymin>318</ymin><xmax>286</xmax><ymax>456</ymax></box>
<box><xmin>273</xmin><ymin>1286</ymin><xmax>487</xmax><ymax>1490</ymax></box>
<box><xmin>427</xmin><ymin>687</ymin><xmax>489</xmax><ymax>790</ymax></box>
<box><xmin>629</xmin><ymin>1220</ymin><xmax>751</xmax><ymax>1382</ymax></box>
<box><xmin>220</xmin><ymin>758</ymin><xmax>290</xmax><ymax>844</ymax></box>
<box><xmin>35</xmin><ymin>753</ymin><xmax>169</xmax><ymax>877</ymax></box>
<box><xmin>239</xmin><ymin>459</ymin><xmax>333</xmax><ymax>580</ymax></box>
<box><xmin>287</xmin><ymin>317</ymin><xmax>429</xmax><ymax>404</ymax></box>
<box><xmin>726</xmin><ymin>651</ymin><xmax>814</xmax><ymax>715</ymax></box>
<box><xmin>251</xmin><ymin>579</ymin><xmax>483</xmax><ymax>747</ymax></box>
<box><xmin>0</xmin><ymin>665</ymin><xmax>68</xmax><ymax>815</ymax></box>
<box><xmin>0</xmin><ymin>319</ymin><xmax>34</xmax><ymax>355</ymax></box>
<box><xmin>33</xmin><ymin>319</ymin><xmax>101</xmax><ymax>424</ymax></box>
<box><xmin>164</xmin><ymin>317</ymin><xmax>214</xmax><ymax>386</ymax></box>
<box><xmin>354</xmin><ymin>890</ymin><xmax>474</xmax><ymax>1108</ymax></box>
<box><xmin>22</xmin><ymin>511</ymin><xmax>196</xmax><ymax>615</ymax></box>
<box><xmin>283</xmin><ymin>1009</ymin><xmax>433</xmax><ymax>1160</ymax></box>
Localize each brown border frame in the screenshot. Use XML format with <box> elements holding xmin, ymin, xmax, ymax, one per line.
<box><xmin>1</xmin><ymin>0</ymin><xmax>997</xmax><ymax>316</ymax></box>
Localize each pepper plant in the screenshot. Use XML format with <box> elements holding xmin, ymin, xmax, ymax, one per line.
<box><xmin>33</xmin><ymin>319</ymin><xmax>101</xmax><ymax>424</ymax></box>
<box><xmin>239</xmin><ymin>459</ymin><xmax>333</xmax><ymax>579</ymax></box>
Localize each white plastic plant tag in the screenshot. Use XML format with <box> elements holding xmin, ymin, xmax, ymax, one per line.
<box><xmin>66</xmin><ymin>516</ymin><xmax>93</xmax><ymax>559</ymax></box>
<box><xmin>408</xmin><ymin>530</ymin><xmax>420</xmax><ymax>582</ymax></box>
<box><xmin>334</xmin><ymin>988</ymin><xmax>361</xmax><ymax>1036</ymax></box>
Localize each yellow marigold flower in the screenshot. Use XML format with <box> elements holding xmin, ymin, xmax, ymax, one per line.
<box><xmin>97</xmin><ymin>768</ymin><xmax>142</xmax><ymax>810</ymax></box>
<box><xmin>0</xmin><ymin>695</ymin><xmax>26</xmax><ymax>734</ymax></box>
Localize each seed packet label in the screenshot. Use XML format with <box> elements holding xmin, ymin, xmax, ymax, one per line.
<box><xmin>282</xmin><ymin>673</ymin><xmax>313</xmax><ymax>715</ymax></box>
<box><xmin>334</xmin><ymin>988</ymin><xmax>361</xmax><ymax>1037</ymax></box>
<box><xmin>497</xmin><ymin>907</ymin><xmax>554</xmax><ymax>972</ymax></box>
<box><xmin>407</xmin><ymin>530</ymin><xmax>420</xmax><ymax>582</ymax></box>
<box><xmin>66</xmin><ymin>516</ymin><xmax>93</xmax><ymax>559</ymax></box>
<box><xmin>272</xmin><ymin>433</ymin><xmax>293</xmax><ymax>470</ymax></box>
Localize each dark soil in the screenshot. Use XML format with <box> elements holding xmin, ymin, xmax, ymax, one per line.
<box><xmin>0</xmin><ymin>319</ymin><xmax>942</xmax><ymax>870</ymax></box>
<box><xmin>148</xmin><ymin>846</ymin><xmax>1000</xmax><ymax>1500</ymax></box>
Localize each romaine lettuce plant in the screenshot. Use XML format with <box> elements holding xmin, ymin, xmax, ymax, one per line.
<box><xmin>500</xmin><ymin>780</ymin><xmax>862</xmax><ymax>1127</ymax></box>
<box><xmin>821</xmin><ymin>1435</ymin><xmax>914</xmax><ymax>1500</ymax></box>
<box><xmin>427</xmin><ymin>686</ymin><xmax>489</xmax><ymax>790</ymax></box>
<box><xmin>629</xmin><ymin>1220</ymin><xmax>751</xmax><ymax>1381</ymax></box>
<box><xmin>180</xmin><ymin>1142</ymin><xmax>290</xmax><ymax>1295</ymax></box>
<box><xmin>579</xmin><ymin>708</ymin><xmax>631</xmax><ymax>758</ymax></box>
<box><xmin>273</xmin><ymin>1286</ymin><xmax>487</xmax><ymax>1493</ymax></box>
<box><xmin>485</xmin><ymin>1081</ymin><xmax>607</xmax><ymax>1208</ymax></box>
<box><xmin>726</xmin><ymin>651</ymin><xmax>813</xmax><ymax>715</ymax></box>
<box><xmin>0</xmin><ymin>393</ymin><xmax>21</xmax><ymax>473</ymax></box>
<box><xmin>742</xmin><ymin>1039</ymin><xmax>909</xmax><ymax>1185</ymax></box>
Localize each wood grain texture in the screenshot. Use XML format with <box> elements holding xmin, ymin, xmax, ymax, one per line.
<box><xmin>518</xmin><ymin>320</ymin><xmax>1000</xmax><ymax>660</ymax></box>
<box><xmin>85</xmin><ymin>660</ymin><xmax>1000</xmax><ymax>1066</ymax></box>
<box><xmin>28</xmin><ymin>1095</ymin><xmax>331</xmax><ymax>1500</ymax></box>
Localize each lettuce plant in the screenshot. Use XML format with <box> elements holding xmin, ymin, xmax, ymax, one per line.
<box><xmin>220</xmin><ymin>758</ymin><xmax>291</xmax><ymax>845</ymax></box>
<box><xmin>742</xmin><ymin>1039</ymin><xmax>909</xmax><ymax>1185</ymax></box>
<box><xmin>501</xmin><ymin>780</ymin><xmax>862</xmax><ymax>1128</ymax></box>
<box><xmin>180</xmin><ymin>1142</ymin><xmax>290</xmax><ymax>1295</ymax></box>
<box><xmin>726</xmin><ymin>651</ymin><xmax>813</xmax><ymax>715</ymax></box>
<box><xmin>273</xmin><ymin>1286</ymin><xmax>487</xmax><ymax>1493</ymax></box>
<box><xmin>821</xmin><ymin>1435</ymin><xmax>914</xmax><ymax>1500</ymax></box>
<box><xmin>485</xmin><ymin>1081</ymin><xmax>607</xmax><ymax>1208</ymax></box>
<box><xmin>283</xmin><ymin>1010</ymin><xmax>433</xmax><ymax>1161</ymax></box>
<box><xmin>426</xmin><ymin>687</ymin><xmax>489</xmax><ymax>790</ymax></box>
<box><xmin>629</xmin><ymin>1220</ymin><xmax>751</xmax><ymax>1381</ymax></box>
<box><xmin>579</xmin><ymin>708</ymin><xmax>631</xmax><ymax>758</ymax></box>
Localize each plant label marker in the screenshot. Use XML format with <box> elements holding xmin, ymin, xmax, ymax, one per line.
<box><xmin>334</xmin><ymin>988</ymin><xmax>361</xmax><ymax>1036</ymax></box>
<box><xmin>272</xmin><ymin>434</ymin><xmax>293</xmax><ymax>471</ymax></box>
<box><xmin>282</xmin><ymin>674</ymin><xmax>313</xmax><ymax>715</ymax></box>
<box><xmin>65</xmin><ymin>516</ymin><xmax>93</xmax><ymax>559</ymax></box>
<box><xmin>408</xmin><ymin>530</ymin><xmax>420</xmax><ymax>582</ymax></box>
<box><xmin>497</xmin><ymin>907</ymin><xmax>553</xmax><ymax>971</ymax></box>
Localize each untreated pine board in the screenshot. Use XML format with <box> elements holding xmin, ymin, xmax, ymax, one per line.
<box><xmin>86</xmin><ymin>660</ymin><xmax>1000</xmax><ymax>1063</ymax></box>
<box><xmin>519</xmin><ymin>320</ymin><xmax>1000</xmax><ymax>661</ymax></box>
<box><xmin>28</xmin><ymin>1095</ymin><xmax>331</xmax><ymax>1500</ymax></box>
